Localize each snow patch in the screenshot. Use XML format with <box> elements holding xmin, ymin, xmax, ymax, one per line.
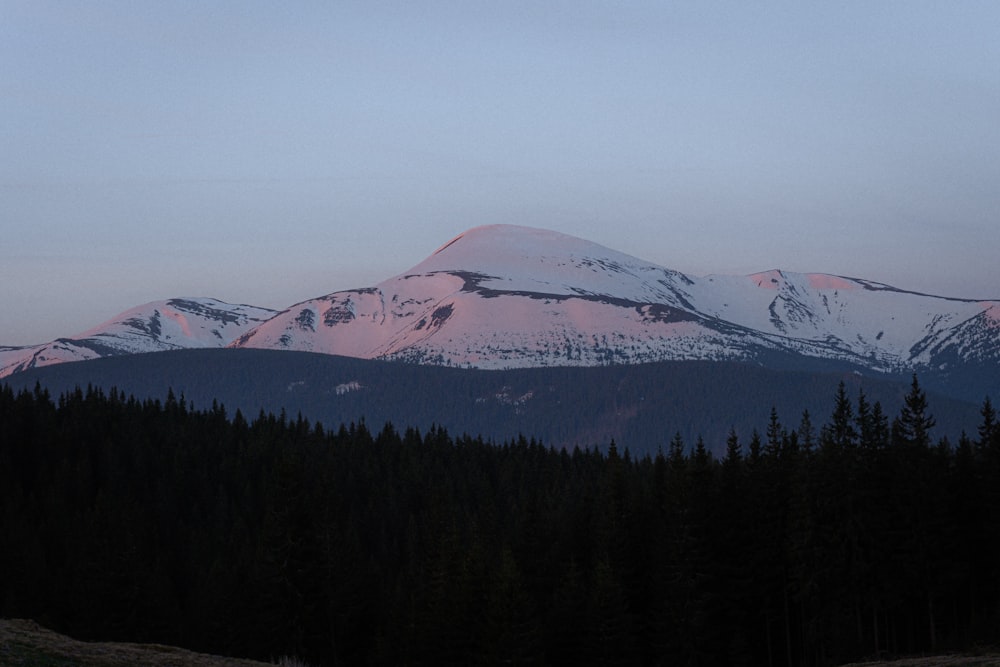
<box><xmin>162</xmin><ymin>310</ymin><xmax>194</xmax><ymax>338</ymax></box>
<box><xmin>982</xmin><ymin>304</ymin><xmax>1000</xmax><ymax>327</ymax></box>
<box><xmin>807</xmin><ymin>274</ymin><xmax>859</xmax><ymax>291</ymax></box>
<box><xmin>749</xmin><ymin>270</ymin><xmax>784</xmax><ymax>289</ymax></box>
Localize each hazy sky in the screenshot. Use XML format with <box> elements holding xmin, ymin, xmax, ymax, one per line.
<box><xmin>3</xmin><ymin>2</ymin><xmax>999</xmax><ymax>346</ymax></box>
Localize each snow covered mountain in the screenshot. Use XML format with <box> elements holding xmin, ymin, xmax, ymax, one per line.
<box><xmin>0</xmin><ymin>298</ymin><xmax>276</xmax><ymax>378</ymax></box>
<box><xmin>232</xmin><ymin>225</ymin><xmax>1000</xmax><ymax>386</ymax></box>
<box><xmin>3</xmin><ymin>225</ymin><xmax>997</xmax><ymax>401</ymax></box>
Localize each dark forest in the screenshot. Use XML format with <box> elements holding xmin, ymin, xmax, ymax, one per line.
<box><xmin>2</xmin><ymin>377</ymin><xmax>999</xmax><ymax>666</ymax></box>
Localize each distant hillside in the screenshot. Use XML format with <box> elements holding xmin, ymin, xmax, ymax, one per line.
<box><xmin>6</xmin><ymin>348</ymin><xmax>982</xmax><ymax>455</ymax></box>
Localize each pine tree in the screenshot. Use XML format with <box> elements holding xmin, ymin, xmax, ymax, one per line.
<box><xmin>977</xmin><ymin>396</ymin><xmax>997</xmax><ymax>454</ymax></box>
<box><xmin>893</xmin><ymin>375</ymin><xmax>936</xmax><ymax>449</ymax></box>
<box><xmin>887</xmin><ymin>375</ymin><xmax>942</xmax><ymax>652</ymax></box>
<box><xmin>667</xmin><ymin>432</ymin><xmax>685</xmax><ymax>472</ymax></box>
<box><xmin>765</xmin><ymin>406</ymin><xmax>785</xmax><ymax>460</ymax></box>
<box><xmin>723</xmin><ymin>428</ymin><xmax>742</xmax><ymax>471</ymax></box>
<box><xmin>856</xmin><ymin>390</ymin><xmax>874</xmax><ymax>449</ymax></box>
<box><xmin>797</xmin><ymin>410</ymin><xmax>816</xmax><ymax>454</ymax></box>
<box><xmin>748</xmin><ymin>429</ymin><xmax>763</xmax><ymax>469</ymax></box>
<box><xmin>823</xmin><ymin>381</ymin><xmax>858</xmax><ymax>452</ymax></box>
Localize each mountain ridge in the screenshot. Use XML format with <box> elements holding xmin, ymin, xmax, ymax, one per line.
<box><xmin>3</xmin><ymin>225</ymin><xmax>997</xmax><ymax>403</ymax></box>
<box><xmin>231</xmin><ymin>225</ymin><xmax>1000</xmax><ymax>400</ymax></box>
<box><xmin>0</xmin><ymin>297</ymin><xmax>276</xmax><ymax>377</ymax></box>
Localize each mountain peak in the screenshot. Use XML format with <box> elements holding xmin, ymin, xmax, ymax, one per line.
<box><xmin>432</xmin><ymin>224</ymin><xmax>583</xmax><ymax>251</ymax></box>
<box><xmin>394</xmin><ymin>224</ymin><xmax>694</xmax><ymax>310</ymax></box>
<box><xmin>418</xmin><ymin>224</ymin><xmax>623</xmax><ymax>274</ymax></box>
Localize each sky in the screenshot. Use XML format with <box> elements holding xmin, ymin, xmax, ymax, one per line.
<box><xmin>2</xmin><ymin>1</ymin><xmax>999</xmax><ymax>346</ymax></box>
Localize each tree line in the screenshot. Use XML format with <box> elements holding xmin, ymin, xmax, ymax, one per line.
<box><xmin>1</xmin><ymin>377</ymin><xmax>998</xmax><ymax>666</ymax></box>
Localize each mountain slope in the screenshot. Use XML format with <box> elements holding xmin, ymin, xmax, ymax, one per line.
<box><xmin>0</xmin><ymin>298</ymin><xmax>276</xmax><ymax>378</ymax></box>
<box><xmin>233</xmin><ymin>225</ymin><xmax>999</xmax><ymax>399</ymax></box>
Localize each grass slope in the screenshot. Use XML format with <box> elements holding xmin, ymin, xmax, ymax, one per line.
<box><xmin>0</xmin><ymin>619</ymin><xmax>280</xmax><ymax>667</ymax></box>
<box><xmin>3</xmin><ymin>619</ymin><xmax>997</xmax><ymax>667</ymax></box>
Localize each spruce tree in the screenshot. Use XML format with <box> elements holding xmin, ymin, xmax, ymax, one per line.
<box><xmin>978</xmin><ymin>396</ymin><xmax>997</xmax><ymax>453</ymax></box>
<box><xmin>893</xmin><ymin>375</ymin><xmax>936</xmax><ymax>449</ymax></box>
<box><xmin>823</xmin><ymin>381</ymin><xmax>857</xmax><ymax>452</ymax></box>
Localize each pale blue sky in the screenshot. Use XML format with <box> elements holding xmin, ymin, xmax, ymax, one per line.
<box><xmin>3</xmin><ymin>1</ymin><xmax>999</xmax><ymax>345</ymax></box>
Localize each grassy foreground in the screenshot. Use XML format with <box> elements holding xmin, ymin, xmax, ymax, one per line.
<box><xmin>2</xmin><ymin>618</ymin><xmax>999</xmax><ymax>666</ymax></box>
<box><xmin>843</xmin><ymin>653</ymin><xmax>1000</xmax><ymax>666</ymax></box>
<box><xmin>0</xmin><ymin>619</ymin><xmax>276</xmax><ymax>667</ymax></box>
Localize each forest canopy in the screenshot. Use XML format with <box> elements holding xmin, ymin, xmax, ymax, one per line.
<box><xmin>1</xmin><ymin>377</ymin><xmax>998</xmax><ymax>666</ymax></box>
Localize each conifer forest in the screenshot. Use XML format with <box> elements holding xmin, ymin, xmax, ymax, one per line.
<box><xmin>2</xmin><ymin>377</ymin><xmax>999</xmax><ymax>666</ymax></box>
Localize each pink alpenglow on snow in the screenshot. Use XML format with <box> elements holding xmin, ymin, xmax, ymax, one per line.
<box><xmin>3</xmin><ymin>225</ymin><xmax>999</xmax><ymax>380</ymax></box>
<box><xmin>229</xmin><ymin>224</ymin><xmax>1000</xmax><ymax>374</ymax></box>
<box><xmin>982</xmin><ymin>304</ymin><xmax>1000</xmax><ymax>327</ymax></box>
<box><xmin>0</xmin><ymin>298</ymin><xmax>277</xmax><ymax>379</ymax></box>
<box><xmin>807</xmin><ymin>274</ymin><xmax>861</xmax><ymax>291</ymax></box>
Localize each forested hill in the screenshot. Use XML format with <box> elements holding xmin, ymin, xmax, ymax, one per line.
<box><xmin>4</xmin><ymin>348</ymin><xmax>985</xmax><ymax>456</ymax></box>
<box><xmin>3</xmin><ymin>380</ymin><xmax>999</xmax><ymax>666</ymax></box>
